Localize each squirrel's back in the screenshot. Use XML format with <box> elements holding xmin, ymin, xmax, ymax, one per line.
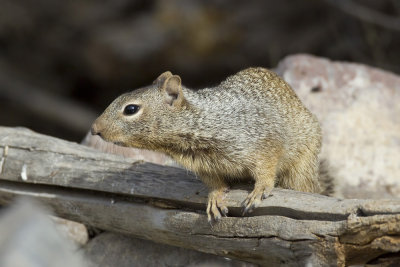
<box><xmin>183</xmin><ymin>67</ymin><xmax>321</xmax><ymax>174</ymax></box>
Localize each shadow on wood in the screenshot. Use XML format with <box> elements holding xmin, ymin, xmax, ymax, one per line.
<box><xmin>0</xmin><ymin>126</ymin><xmax>399</xmax><ymax>266</ymax></box>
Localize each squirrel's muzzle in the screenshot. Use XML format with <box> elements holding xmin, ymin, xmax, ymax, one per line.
<box><xmin>91</xmin><ymin>122</ymin><xmax>102</xmax><ymax>136</ymax></box>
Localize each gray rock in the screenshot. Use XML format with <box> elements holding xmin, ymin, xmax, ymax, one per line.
<box><xmin>0</xmin><ymin>198</ymin><xmax>88</xmax><ymax>267</ymax></box>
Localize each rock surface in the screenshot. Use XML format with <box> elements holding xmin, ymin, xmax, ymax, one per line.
<box><xmin>0</xmin><ymin>199</ymin><xmax>87</xmax><ymax>267</ymax></box>
<box><xmin>51</xmin><ymin>216</ymin><xmax>89</xmax><ymax>247</ymax></box>
<box><xmin>82</xmin><ymin>132</ymin><xmax>176</xmax><ymax>166</ymax></box>
<box><xmin>276</xmin><ymin>54</ymin><xmax>400</xmax><ymax>199</ymax></box>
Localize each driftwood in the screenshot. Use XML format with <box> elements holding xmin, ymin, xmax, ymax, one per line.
<box><xmin>0</xmin><ymin>126</ymin><xmax>400</xmax><ymax>266</ymax></box>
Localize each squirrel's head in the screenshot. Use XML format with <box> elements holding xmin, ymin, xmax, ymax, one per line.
<box><xmin>91</xmin><ymin>71</ymin><xmax>188</xmax><ymax>149</ymax></box>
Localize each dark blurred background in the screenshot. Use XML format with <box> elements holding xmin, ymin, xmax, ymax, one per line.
<box><xmin>0</xmin><ymin>0</ymin><xmax>399</xmax><ymax>142</ymax></box>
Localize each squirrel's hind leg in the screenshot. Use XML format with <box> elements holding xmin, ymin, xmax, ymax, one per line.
<box><xmin>278</xmin><ymin>150</ymin><xmax>321</xmax><ymax>193</ymax></box>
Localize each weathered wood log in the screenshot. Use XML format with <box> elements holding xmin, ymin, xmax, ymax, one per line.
<box><xmin>0</xmin><ymin>126</ymin><xmax>399</xmax><ymax>266</ymax></box>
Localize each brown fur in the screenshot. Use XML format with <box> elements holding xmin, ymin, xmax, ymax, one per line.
<box><xmin>92</xmin><ymin>68</ymin><xmax>323</xmax><ymax>222</ymax></box>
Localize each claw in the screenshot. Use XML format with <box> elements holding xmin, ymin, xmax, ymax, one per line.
<box><xmin>221</xmin><ymin>206</ymin><xmax>229</xmax><ymax>217</ymax></box>
<box><xmin>262</xmin><ymin>191</ymin><xmax>272</xmax><ymax>199</ymax></box>
<box><xmin>206</xmin><ymin>189</ymin><xmax>229</xmax><ymax>223</ymax></box>
<box><xmin>207</xmin><ymin>202</ymin><xmax>212</xmax><ymax>223</ymax></box>
<box><xmin>242</xmin><ymin>186</ymin><xmax>272</xmax><ymax>216</ymax></box>
<box><xmin>242</xmin><ymin>205</ymin><xmax>251</xmax><ymax>216</ymax></box>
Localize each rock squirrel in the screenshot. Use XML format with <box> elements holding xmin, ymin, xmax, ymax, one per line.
<box><xmin>91</xmin><ymin>68</ymin><xmax>323</xmax><ymax>222</ymax></box>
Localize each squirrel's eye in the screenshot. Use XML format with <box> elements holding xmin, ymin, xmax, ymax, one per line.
<box><xmin>123</xmin><ymin>104</ymin><xmax>140</xmax><ymax>116</ymax></box>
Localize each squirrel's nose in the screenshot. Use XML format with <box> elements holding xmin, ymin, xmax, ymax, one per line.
<box><xmin>91</xmin><ymin>123</ymin><xmax>101</xmax><ymax>136</ymax></box>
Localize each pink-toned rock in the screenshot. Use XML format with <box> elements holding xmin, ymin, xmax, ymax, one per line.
<box><xmin>51</xmin><ymin>216</ymin><xmax>89</xmax><ymax>247</ymax></box>
<box><xmin>81</xmin><ymin>132</ymin><xmax>177</xmax><ymax>167</ymax></box>
<box><xmin>276</xmin><ymin>54</ymin><xmax>400</xmax><ymax>199</ymax></box>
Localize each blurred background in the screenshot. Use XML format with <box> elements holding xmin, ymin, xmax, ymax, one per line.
<box><xmin>0</xmin><ymin>0</ymin><xmax>399</xmax><ymax>141</ymax></box>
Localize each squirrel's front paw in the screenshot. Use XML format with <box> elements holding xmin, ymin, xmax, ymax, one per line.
<box><xmin>242</xmin><ymin>186</ymin><xmax>272</xmax><ymax>215</ymax></box>
<box><xmin>207</xmin><ymin>189</ymin><xmax>228</xmax><ymax>223</ymax></box>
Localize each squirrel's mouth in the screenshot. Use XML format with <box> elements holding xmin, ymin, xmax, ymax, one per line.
<box><xmin>92</xmin><ymin>129</ymin><xmax>127</xmax><ymax>147</ymax></box>
<box><xmin>113</xmin><ymin>141</ymin><xmax>127</xmax><ymax>147</ymax></box>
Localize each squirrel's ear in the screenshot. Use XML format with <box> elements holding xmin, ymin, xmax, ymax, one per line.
<box><xmin>162</xmin><ymin>75</ymin><xmax>184</xmax><ymax>107</ymax></box>
<box><xmin>154</xmin><ymin>71</ymin><xmax>173</xmax><ymax>87</ymax></box>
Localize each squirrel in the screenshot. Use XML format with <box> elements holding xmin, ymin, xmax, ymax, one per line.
<box><xmin>91</xmin><ymin>68</ymin><xmax>325</xmax><ymax>222</ymax></box>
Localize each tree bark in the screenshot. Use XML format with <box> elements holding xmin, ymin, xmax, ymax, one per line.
<box><xmin>0</xmin><ymin>126</ymin><xmax>399</xmax><ymax>266</ymax></box>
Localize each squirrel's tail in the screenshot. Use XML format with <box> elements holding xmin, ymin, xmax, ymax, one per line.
<box><xmin>318</xmin><ymin>159</ymin><xmax>336</xmax><ymax>196</ymax></box>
